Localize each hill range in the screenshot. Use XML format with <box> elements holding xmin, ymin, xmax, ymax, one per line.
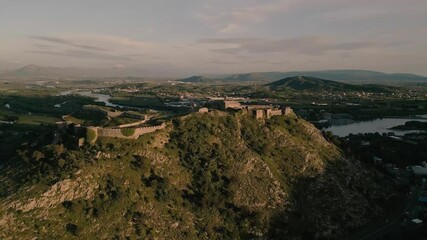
<box><xmin>215</xmin><ymin>70</ymin><xmax>427</xmax><ymax>83</ymax></box>
<box><xmin>264</xmin><ymin>76</ymin><xmax>396</xmax><ymax>92</ymax></box>
<box><xmin>1</xmin><ymin>65</ymin><xmax>426</xmax><ymax>84</ymax></box>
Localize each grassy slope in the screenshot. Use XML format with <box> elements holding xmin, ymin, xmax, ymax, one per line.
<box><xmin>0</xmin><ymin>111</ymin><xmax>397</xmax><ymax>239</ymax></box>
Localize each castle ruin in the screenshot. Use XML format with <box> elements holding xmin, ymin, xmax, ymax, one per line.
<box><xmin>87</xmin><ymin>123</ymin><xmax>166</xmax><ymax>142</ymax></box>
<box><xmin>221</xmin><ymin>98</ymin><xmax>293</xmax><ymax>119</ymax></box>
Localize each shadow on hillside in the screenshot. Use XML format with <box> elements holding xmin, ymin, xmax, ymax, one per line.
<box><xmin>267</xmin><ymin>159</ymin><xmax>411</xmax><ymax>240</ymax></box>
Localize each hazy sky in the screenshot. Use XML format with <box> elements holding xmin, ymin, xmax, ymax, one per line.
<box><xmin>1</xmin><ymin>0</ymin><xmax>427</xmax><ymax>76</ymax></box>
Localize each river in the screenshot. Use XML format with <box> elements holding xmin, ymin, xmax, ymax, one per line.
<box><xmin>324</xmin><ymin>117</ymin><xmax>427</xmax><ymax>137</ymax></box>
<box><xmin>59</xmin><ymin>89</ymin><xmax>139</xmax><ymax>109</ymax></box>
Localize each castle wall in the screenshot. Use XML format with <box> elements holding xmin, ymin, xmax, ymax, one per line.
<box><xmin>246</xmin><ymin>106</ymin><xmax>293</xmax><ymax>120</ymax></box>
<box><xmin>224</xmin><ymin>101</ymin><xmax>242</xmax><ymax>109</ymax></box>
<box><xmin>117</xmin><ymin>119</ymin><xmax>148</xmax><ymax>128</ymax></box>
<box><xmin>267</xmin><ymin>109</ymin><xmax>283</xmax><ymax>118</ymax></box>
<box><xmin>284</xmin><ymin>107</ymin><xmax>294</xmax><ymax>116</ymax></box>
<box><xmin>253</xmin><ymin>109</ymin><xmax>264</xmax><ymax>119</ymax></box>
<box><xmin>133</xmin><ymin>123</ymin><xmax>166</xmax><ymax>137</ymax></box>
<box><xmin>96</xmin><ymin>127</ymin><xmax>130</xmax><ymax>139</ymax></box>
<box><xmin>95</xmin><ymin>123</ymin><xmax>166</xmax><ymax>140</ymax></box>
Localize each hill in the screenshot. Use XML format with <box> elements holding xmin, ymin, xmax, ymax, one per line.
<box><xmin>177</xmin><ymin>75</ymin><xmax>212</xmax><ymax>83</ymax></box>
<box><xmin>0</xmin><ymin>111</ymin><xmax>398</xmax><ymax>239</ymax></box>
<box><xmin>0</xmin><ymin>64</ymin><xmax>176</xmax><ymax>79</ymax></box>
<box><xmin>223</xmin><ymin>72</ymin><xmax>286</xmax><ymax>83</ymax></box>
<box><xmin>265</xmin><ymin>75</ymin><xmax>394</xmax><ymax>92</ymax></box>
<box><xmin>220</xmin><ymin>70</ymin><xmax>427</xmax><ymax>84</ymax></box>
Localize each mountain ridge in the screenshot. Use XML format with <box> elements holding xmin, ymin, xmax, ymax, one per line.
<box><xmin>1</xmin><ymin>64</ymin><xmax>426</xmax><ymax>83</ymax></box>
<box><xmin>220</xmin><ymin>70</ymin><xmax>427</xmax><ymax>83</ymax></box>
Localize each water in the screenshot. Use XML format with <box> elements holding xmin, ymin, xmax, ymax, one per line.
<box><xmin>76</xmin><ymin>91</ymin><xmax>122</xmax><ymax>107</ymax></box>
<box><xmin>59</xmin><ymin>90</ymin><xmax>139</xmax><ymax>109</ymax></box>
<box><xmin>324</xmin><ymin>118</ymin><xmax>427</xmax><ymax>137</ymax></box>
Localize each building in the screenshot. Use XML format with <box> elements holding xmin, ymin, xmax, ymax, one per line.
<box><xmin>198</xmin><ymin>107</ymin><xmax>209</xmax><ymax>113</ymax></box>
<box><xmin>223</xmin><ymin>100</ymin><xmax>242</xmax><ymax>109</ymax></box>
<box><xmin>253</xmin><ymin>109</ymin><xmax>264</xmax><ymax>119</ymax></box>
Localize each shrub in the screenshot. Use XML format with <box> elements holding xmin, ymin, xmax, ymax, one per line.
<box><xmin>121</xmin><ymin>128</ymin><xmax>135</xmax><ymax>137</ymax></box>
<box><xmin>65</xmin><ymin>223</ymin><xmax>79</xmax><ymax>236</ymax></box>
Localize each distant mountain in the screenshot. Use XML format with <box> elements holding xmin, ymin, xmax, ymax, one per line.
<box><xmin>10</xmin><ymin>64</ymin><xmax>60</xmax><ymax>77</ymax></box>
<box><xmin>2</xmin><ymin>65</ymin><xmax>426</xmax><ymax>83</ymax></box>
<box><xmin>221</xmin><ymin>70</ymin><xmax>427</xmax><ymax>83</ymax></box>
<box><xmin>0</xmin><ymin>61</ymin><xmax>24</xmax><ymax>71</ymax></box>
<box><xmin>0</xmin><ymin>64</ymin><xmax>177</xmax><ymax>78</ymax></box>
<box><xmin>0</xmin><ymin>65</ymin><xmax>138</xmax><ymax>78</ymax></box>
<box><xmin>266</xmin><ymin>76</ymin><xmax>394</xmax><ymax>92</ymax></box>
<box><xmin>223</xmin><ymin>72</ymin><xmax>285</xmax><ymax>82</ymax></box>
<box><xmin>177</xmin><ymin>75</ymin><xmax>212</xmax><ymax>83</ymax></box>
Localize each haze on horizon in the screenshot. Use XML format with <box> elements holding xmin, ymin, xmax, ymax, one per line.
<box><xmin>1</xmin><ymin>0</ymin><xmax>427</xmax><ymax>77</ymax></box>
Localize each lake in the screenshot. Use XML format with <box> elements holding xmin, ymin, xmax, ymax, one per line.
<box><xmin>324</xmin><ymin>117</ymin><xmax>427</xmax><ymax>137</ymax></box>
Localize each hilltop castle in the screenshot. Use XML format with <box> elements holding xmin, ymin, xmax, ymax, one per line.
<box><xmin>221</xmin><ymin>98</ymin><xmax>293</xmax><ymax>119</ymax></box>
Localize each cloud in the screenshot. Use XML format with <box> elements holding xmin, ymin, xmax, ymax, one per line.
<box><xmin>205</xmin><ymin>59</ymin><xmax>239</xmax><ymax>65</ymax></box>
<box><xmin>229</xmin><ymin>0</ymin><xmax>297</xmax><ymax>23</ymax></box>
<box><xmin>197</xmin><ymin>0</ymin><xmax>299</xmax><ymax>33</ymax></box>
<box><xmin>81</xmin><ymin>35</ymin><xmax>155</xmax><ymax>49</ymax></box>
<box><xmin>199</xmin><ymin>36</ymin><xmax>377</xmax><ymax>55</ymax></box>
<box><xmin>33</xmin><ymin>44</ymin><xmax>53</xmax><ymax>49</ymax></box>
<box><xmin>29</xmin><ymin>49</ymin><xmax>131</xmax><ymax>61</ymax></box>
<box><xmin>30</xmin><ymin>36</ymin><xmax>110</xmax><ymax>51</ymax></box>
<box><xmin>218</xmin><ymin>23</ymin><xmax>243</xmax><ymax>34</ymax></box>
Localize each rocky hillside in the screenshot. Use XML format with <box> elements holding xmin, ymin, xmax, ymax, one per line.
<box><xmin>0</xmin><ymin>111</ymin><xmax>398</xmax><ymax>239</ymax></box>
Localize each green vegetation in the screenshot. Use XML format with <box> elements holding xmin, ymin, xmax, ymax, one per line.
<box><xmin>110</xmin><ymin>94</ymin><xmax>164</xmax><ymax>109</ymax></box>
<box><xmin>390</xmin><ymin>120</ymin><xmax>427</xmax><ymax>130</ymax></box>
<box><xmin>0</xmin><ymin>111</ymin><xmax>399</xmax><ymax>239</ymax></box>
<box><xmin>120</xmin><ymin>128</ymin><xmax>135</xmax><ymax>137</ymax></box>
<box><xmin>266</xmin><ymin>76</ymin><xmax>391</xmax><ymax>92</ymax></box>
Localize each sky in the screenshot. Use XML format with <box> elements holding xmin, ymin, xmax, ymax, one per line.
<box><xmin>1</xmin><ymin>0</ymin><xmax>427</xmax><ymax>76</ymax></box>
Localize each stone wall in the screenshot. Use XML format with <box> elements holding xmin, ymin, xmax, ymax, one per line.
<box><xmin>117</xmin><ymin>119</ymin><xmax>148</xmax><ymax>128</ymax></box>
<box><xmin>253</xmin><ymin>109</ymin><xmax>264</xmax><ymax>119</ymax></box>
<box><xmin>95</xmin><ymin>123</ymin><xmax>166</xmax><ymax>140</ymax></box>
<box><xmin>198</xmin><ymin>107</ymin><xmax>209</xmax><ymax>113</ymax></box>
<box><xmin>224</xmin><ymin>100</ymin><xmax>242</xmax><ymax>109</ymax></box>
<box><xmin>284</xmin><ymin>107</ymin><xmax>294</xmax><ymax>116</ymax></box>
<box><xmin>133</xmin><ymin>123</ymin><xmax>166</xmax><ymax>138</ymax></box>
<box><xmin>243</xmin><ymin>106</ymin><xmax>294</xmax><ymax>119</ymax></box>
<box><xmin>266</xmin><ymin>109</ymin><xmax>283</xmax><ymax>118</ymax></box>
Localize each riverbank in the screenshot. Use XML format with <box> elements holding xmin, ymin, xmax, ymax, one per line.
<box><xmin>324</xmin><ymin>117</ymin><xmax>427</xmax><ymax>137</ymax></box>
